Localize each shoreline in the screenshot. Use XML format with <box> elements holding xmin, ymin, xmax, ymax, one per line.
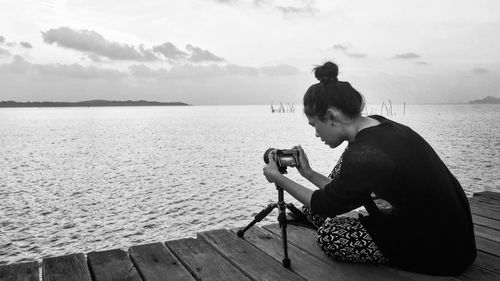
<box><xmin>0</xmin><ymin>100</ymin><xmax>190</xmax><ymax>108</ymax></box>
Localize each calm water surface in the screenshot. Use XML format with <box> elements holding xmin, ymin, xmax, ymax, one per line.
<box><xmin>0</xmin><ymin>104</ymin><xmax>498</xmax><ymax>265</ymax></box>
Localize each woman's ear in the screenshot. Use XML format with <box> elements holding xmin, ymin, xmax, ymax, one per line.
<box><xmin>325</xmin><ymin>108</ymin><xmax>339</xmax><ymax>125</ymax></box>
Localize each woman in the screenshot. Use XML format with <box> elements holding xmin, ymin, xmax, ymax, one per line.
<box><xmin>263</xmin><ymin>62</ymin><xmax>476</xmax><ymax>276</ymax></box>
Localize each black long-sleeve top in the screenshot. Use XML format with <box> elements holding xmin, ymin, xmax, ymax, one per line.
<box><xmin>310</xmin><ymin>115</ymin><xmax>476</xmax><ymax>276</ymax></box>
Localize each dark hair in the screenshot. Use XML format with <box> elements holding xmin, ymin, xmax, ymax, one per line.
<box><xmin>303</xmin><ymin>62</ymin><xmax>365</xmax><ymax>120</ymax></box>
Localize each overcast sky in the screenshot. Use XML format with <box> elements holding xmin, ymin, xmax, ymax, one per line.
<box><xmin>0</xmin><ymin>0</ymin><xmax>499</xmax><ymax>105</ymax></box>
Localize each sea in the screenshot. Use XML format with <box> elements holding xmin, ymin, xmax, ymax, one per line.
<box><xmin>0</xmin><ymin>104</ymin><xmax>499</xmax><ymax>265</ymax></box>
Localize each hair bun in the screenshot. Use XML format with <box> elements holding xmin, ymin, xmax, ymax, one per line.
<box><xmin>314</xmin><ymin>62</ymin><xmax>338</xmax><ymax>83</ymax></box>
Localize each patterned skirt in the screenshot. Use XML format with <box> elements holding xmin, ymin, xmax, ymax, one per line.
<box><xmin>303</xmin><ymin>206</ymin><xmax>388</xmax><ymax>264</ymax></box>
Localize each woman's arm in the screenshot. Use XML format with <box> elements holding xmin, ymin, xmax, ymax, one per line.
<box><xmin>301</xmin><ymin>170</ymin><xmax>332</xmax><ymax>190</ymax></box>
<box><xmin>293</xmin><ymin>145</ymin><xmax>331</xmax><ymax>189</ymax></box>
<box><xmin>272</xmin><ymin>174</ymin><xmax>314</xmax><ymax>207</ymax></box>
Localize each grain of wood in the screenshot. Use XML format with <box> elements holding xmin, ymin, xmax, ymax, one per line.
<box><xmin>472</xmin><ymin>214</ymin><xmax>500</xmax><ymax>231</ymax></box>
<box><xmin>129</xmin><ymin>242</ymin><xmax>195</xmax><ymax>281</ymax></box>
<box><xmin>458</xmin><ymin>265</ymin><xmax>500</xmax><ymax>281</ymax></box>
<box><xmin>470</xmin><ymin>198</ymin><xmax>500</xmax><ymax>211</ymax></box>
<box><xmin>475</xmin><ymin>236</ymin><xmax>500</xmax><ymax>257</ymax></box>
<box><xmin>474</xmin><ymin>225</ymin><xmax>500</xmax><ymax>243</ymax></box>
<box><xmin>43</xmin><ymin>253</ymin><xmax>92</xmax><ymax>281</ymax></box>
<box><xmin>473</xmin><ymin>251</ymin><xmax>500</xmax><ymax>274</ymax></box>
<box><xmin>166</xmin><ymin>238</ymin><xmax>251</xmax><ymax>281</ymax></box>
<box><xmin>87</xmin><ymin>249</ymin><xmax>141</xmax><ymax>281</ymax></box>
<box><xmin>474</xmin><ymin>192</ymin><xmax>500</xmax><ymax>201</ymax></box>
<box><xmin>0</xmin><ymin>261</ymin><xmax>38</xmax><ymax>281</ymax></box>
<box><xmin>470</xmin><ymin>206</ymin><xmax>500</xmax><ymax>221</ymax></box>
<box><xmin>199</xmin><ymin>229</ymin><xmax>305</xmax><ymax>281</ymax></box>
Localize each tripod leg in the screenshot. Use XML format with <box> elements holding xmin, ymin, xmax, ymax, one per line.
<box><xmin>237</xmin><ymin>204</ymin><xmax>276</xmax><ymax>237</ymax></box>
<box><xmin>278</xmin><ymin>205</ymin><xmax>291</xmax><ymax>268</ymax></box>
<box><xmin>276</xmin><ymin>185</ymin><xmax>291</xmax><ymax>268</ymax></box>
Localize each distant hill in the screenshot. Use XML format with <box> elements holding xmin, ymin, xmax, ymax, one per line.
<box><xmin>0</xmin><ymin>100</ymin><xmax>190</xmax><ymax>108</ymax></box>
<box><xmin>469</xmin><ymin>96</ymin><xmax>500</xmax><ymax>104</ymax></box>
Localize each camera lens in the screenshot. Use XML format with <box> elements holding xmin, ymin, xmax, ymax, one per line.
<box><xmin>263</xmin><ymin>148</ymin><xmax>275</xmax><ymax>164</ymax></box>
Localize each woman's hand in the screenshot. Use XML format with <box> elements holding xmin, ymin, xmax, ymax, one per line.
<box><xmin>263</xmin><ymin>149</ymin><xmax>282</xmax><ymax>183</ymax></box>
<box><xmin>293</xmin><ymin>145</ymin><xmax>313</xmax><ymax>179</ymax></box>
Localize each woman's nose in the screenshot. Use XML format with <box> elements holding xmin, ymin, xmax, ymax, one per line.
<box><xmin>315</xmin><ymin>132</ymin><xmax>319</xmax><ymax>138</ymax></box>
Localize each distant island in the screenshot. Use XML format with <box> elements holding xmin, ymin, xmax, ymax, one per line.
<box><xmin>0</xmin><ymin>100</ymin><xmax>190</xmax><ymax>108</ymax></box>
<box><xmin>469</xmin><ymin>96</ymin><xmax>500</xmax><ymax>104</ymax></box>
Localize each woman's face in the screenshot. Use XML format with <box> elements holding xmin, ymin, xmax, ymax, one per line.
<box><xmin>306</xmin><ymin>114</ymin><xmax>345</xmax><ymax>148</ymax></box>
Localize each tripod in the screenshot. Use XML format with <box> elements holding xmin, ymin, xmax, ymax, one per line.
<box><xmin>236</xmin><ymin>184</ymin><xmax>317</xmax><ymax>268</ymax></box>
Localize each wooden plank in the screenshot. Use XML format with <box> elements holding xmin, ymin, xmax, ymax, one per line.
<box><xmin>472</xmin><ymin>214</ymin><xmax>500</xmax><ymax>231</ymax></box>
<box><xmin>473</xmin><ymin>251</ymin><xmax>500</xmax><ymax>274</ymax></box>
<box><xmin>0</xmin><ymin>261</ymin><xmax>39</xmax><ymax>281</ymax></box>
<box><xmin>239</xmin><ymin>226</ymin><xmax>419</xmax><ymax>281</ymax></box>
<box><xmin>87</xmin><ymin>249</ymin><xmax>142</xmax><ymax>281</ymax></box>
<box><xmin>474</xmin><ymin>225</ymin><xmax>500</xmax><ymax>244</ymax></box>
<box><xmin>43</xmin><ymin>253</ymin><xmax>92</xmax><ymax>281</ymax></box>
<box><xmin>458</xmin><ymin>265</ymin><xmax>500</xmax><ymax>281</ymax></box>
<box><xmin>476</xmin><ymin>236</ymin><xmax>500</xmax><ymax>257</ymax></box>
<box><xmin>166</xmin><ymin>238</ymin><xmax>251</xmax><ymax>281</ymax></box>
<box><xmin>470</xmin><ymin>206</ymin><xmax>500</xmax><ymax>221</ymax></box>
<box><xmin>470</xmin><ymin>198</ymin><xmax>500</xmax><ymax>212</ymax></box>
<box><xmin>129</xmin><ymin>242</ymin><xmax>195</xmax><ymax>281</ymax></box>
<box><xmin>473</xmin><ymin>191</ymin><xmax>500</xmax><ymax>201</ymax></box>
<box><xmin>263</xmin><ymin>224</ymin><xmax>459</xmax><ymax>281</ymax></box>
<box><xmin>198</xmin><ymin>229</ymin><xmax>304</xmax><ymax>281</ymax></box>
<box><xmin>471</xmin><ymin>196</ymin><xmax>500</xmax><ymax>206</ymax></box>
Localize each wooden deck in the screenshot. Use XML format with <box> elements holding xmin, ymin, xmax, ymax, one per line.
<box><xmin>1</xmin><ymin>191</ymin><xmax>499</xmax><ymax>281</ymax></box>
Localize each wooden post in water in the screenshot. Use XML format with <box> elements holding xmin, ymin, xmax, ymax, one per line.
<box><xmin>403</xmin><ymin>102</ymin><xmax>406</xmax><ymax>116</ymax></box>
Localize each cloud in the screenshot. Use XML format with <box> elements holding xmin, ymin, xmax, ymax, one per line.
<box><xmin>415</xmin><ymin>61</ymin><xmax>428</xmax><ymax>65</ymax></box>
<box><xmin>130</xmin><ymin>64</ymin><xmax>235</xmax><ymax>79</ymax></box>
<box><xmin>128</xmin><ymin>64</ymin><xmax>162</xmax><ymax>78</ymax></box>
<box><xmin>393</xmin><ymin>52</ymin><xmax>421</xmax><ymax>59</ymax></box>
<box><xmin>259</xmin><ymin>64</ymin><xmax>302</xmax><ymax>75</ymax></box>
<box><xmin>345</xmin><ymin>52</ymin><xmax>366</xmax><ymax>58</ymax></box>
<box><xmin>332</xmin><ymin>43</ymin><xmax>366</xmax><ymax>59</ymax></box>
<box><xmin>129</xmin><ymin>64</ymin><xmax>227</xmax><ymax>79</ymax></box>
<box><xmin>225</xmin><ymin>64</ymin><xmax>259</xmax><ymax>76</ymax></box>
<box><xmin>41</xmin><ymin>27</ymin><xmax>226</xmax><ymax>64</ymax></box>
<box><xmin>212</xmin><ymin>0</ymin><xmax>318</xmax><ymax>16</ymax></box>
<box><xmin>0</xmin><ymin>48</ymin><xmax>10</xmax><ymax>56</ymax></box>
<box><xmin>129</xmin><ymin>63</ymin><xmax>301</xmax><ymax>79</ymax></box>
<box><xmin>186</xmin><ymin>44</ymin><xmax>225</xmax><ymax>62</ymax></box>
<box><xmin>87</xmin><ymin>53</ymin><xmax>103</xmax><ymax>62</ymax></box>
<box><xmin>213</xmin><ymin>0</ymin><xmax>239</xmax><ymax>3</ymax></box>
<box><xmin>0</xmin><ymin>55</ymin><xmax>126</xmax><ymax>79</ymax></box>
<box><xmin>20</xmin><ymin>42</ymin><xmax>33</xmax><ymax>48</ymax></box>
<box><xmin>333</xmin><ymin>44</ymin><xmax>349</xmax><ymax>51</ymax></box>
<box><xmin>472</xmin><ymin>67</ymin><xmax>489</xmax><ymax>75</ymax></box>
<box><xmin>42</xmin><ymin>27</ymin><xmax>159</xmax><ymax>62</ymax></box>
<box><xmin>276</xmin><ymin>4</ymin><xmax>318</xmax><ymax>16</ymax></box>
<box><xmin>38</xmin><ymin>63</ymin><xmax>126</xmax><ymax>79</ymax></box>
<box><xmin>0</xmin><ymin>55</ymin><xmax>32</xmax><ymax>74</ymax></box>
<box><xmin>0</xmin><ymin>35</ymin><xmax>5</xmax><ymax>44</ymax></box>
<box><xmin>152</xmin><ymin>42</ymin><xmax>187</xmax><ymax>60</ymax></box>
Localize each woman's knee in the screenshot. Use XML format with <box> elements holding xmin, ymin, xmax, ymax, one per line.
<box><xmin>316</xmin><ymin>217</ymin><xmax>353</xmax><ymax>254</ymax></box>
<box><xmin>316</xmin><ymin>216</ymin><xmax>387</xmax><ymax>263</ymax></box>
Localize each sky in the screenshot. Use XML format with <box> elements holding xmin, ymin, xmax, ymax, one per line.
<box><xmin>0</xmin><ymin>0</ymin><xmax>499</xmax><ymax>105</ymax></box>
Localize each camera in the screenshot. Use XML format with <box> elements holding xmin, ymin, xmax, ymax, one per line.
<box><xmin>263</xmin><ymin>148</ymin><xmax>300</xmax><ymax>174</ymax></box>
